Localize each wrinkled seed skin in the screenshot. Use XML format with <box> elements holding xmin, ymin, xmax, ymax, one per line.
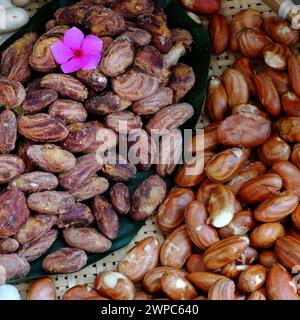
<box><xmin>59</xmin><ymin>153</ymin><xmax>102</xmax><ymax>190</ymax></box>
<box><xmin>22</xmin><ymin>89</ymin><xmax>58</xmax><ymax>114</ymax></box>
<box><xmin>18</xmin><ymin>114</ymin><xmax>69</xmax><ymax>142</ymax></box>
<box><xmin>137</xmin><ymin>9</ymin><xmax>173</xmax><ymax>54</ymax></box>
<box><xmin>83</xmin><ymin>121</ymin><xmax>118</xmax><ymax>154</ymax></box>
<box><xmin>113</xmin><ymin>0</ymin><xmax>154</xmax><ymax>18</ymax></box>
<box><xmin>27</xmin><ymin>143</ymin><xmax>76</xmax><ymax>173</ymax></box>
<box><xmin>168</xmin><ymin>63</ymin><xmax>195</xmax><ymax>103</ymax></box>
<box><xmin>105</xmin><ymin>111</ymin><xmax>142</xmax><ymax>134</ymax></box>
<box><xmin>0</xmin><ymin>32</ymin><xmax>38</xmax><ymax>83</ymax></box>
<box><xmin>0</xmin><ymin>190</ymin><xmax>29</xmax><ymax>238</ymax></box>
<box><xmin>63</xmin><ymin>227</ymin><xmax>112</xmax><ymax>253</ymax></box>
<box><xmin>42</xmin><ymin>247</ymin><xmax>87</xmax><ymax>274</ymax></box>
<box><xmin>229</xmin><ymin>9</ymin><xmax>263</xmax><ymax>52</ymax></box>
<box><xmin>57</xmin><ymin>203</ymin><xmax>94</xmax><ymax>229</ymax></box>
<box><xmin>40</xmin><ymin>73</ymin><xmax>88</xmax><ymax>102</ymax></box>
<box><xmin>146</xmin><ymin>103</ymin><xmax>194</xmax><ymax>135</ymax></box>
<box><xmin>112</xmin><ymin>68</ymin><xmax>160</xmax><ymax>101</ymax></box>
<box><xmin>14</xmin><ymin>214</ymin><xmax>57</xmax><ymax>245</ymax></box>
<box><xmin>27</xmin><ymin>191</ymin><xmax>75</xmax><ymax>215</ymax></box>
<box><xmin>61</xmin><ymin>122</ymin><xmax>96</xmax><ymax>153</ymax></box>
<box><xmin>264</xmin><ymin>66</ymin><xmax>290</xmax><ymax>95</ymax></box>
<box><xmin>85</xmin><ymin>92</ymin><xmax>131</xmax><ymax>116</ymax></box>
<box><xmin>238</xmin><ymin>29</ymin><xmax>272</xmax><ymax>59</ymax></box>
<box><xmin>17</xmin><ymin>140</ymin><xmax>35</xmax><ymax>173</ymax></box>
<box><xmin>123</xmin><ymin>27</ymin><xmax>152</xmax><ymax>47</ymax></box>
<box><xmin>19</xmin><ymin>229</ymin><xmax>58</xmax><ymax>262</ymax></box>
<box><xmin>131</xmin><ymin>87</ymin><xmax>173</xmax><ymax>115</ymax></box>
<box><xmin>223</xmin><ymin>69</ymin><xmax>249</xmax><ymax>108</ymax></box>
<box><xmin>76</xmin><ymin>68</ymin><xmax>108</xmax><ymax>92</ymax></box>
<box><xmin>110</xmin><ymin>183</ymin><xmax>131</xmax><ymax>214</ymax></box>
<box><xmin>8</xmin><ymin>171</ymin><xmax>58</xmax><ymax>193</ymax></box>
<box><xmin>48</xmin><ymin>100</ymin><xmax>88</xmax><ymax>125</ymax></box>
<box><xmin>92</xmin><ymin>196</ymin><xmax>119</xmax><ymax>240</ymax></box>
<box><xmin>101</xmin><ymin>153</ymin><xmax>137</xmax><ymax>182</ymax></box>
<box><xmin>133</xmin><ymin>45</ymin><xmax>169</xmax><ymax>83</ymax></box>
<box><xmin>0</xmin><ymin>78</ymin><xmax>26</xmax><ymax>108</ymax></box>
<box><xmin>54</xmin><ymin>3</ymin><xmax>88</xmax><ymax>25</ymax></box>
<box><xmin>255</xmin><ymin>72</ymin><xmax>281</xmax><ymax>118</ymax></box>
<box><xmin>233</xmin><ymin>57</ymin><xmax>257</xmax><ymax>97</ymax></box>
<box><xmin>0</xmin><ymin>109</ymin><xmax>17</xmax><ymax>154</ymax></box>
<box><xmin>100</xmin><ymin>35</ymin><xmax>135</xmax><ymax>77</ymax></box>
<box><xmin>130</xmin><ymin>174</ymin><xmax>167</xmax><ymax>221</ymax></box>
<box><xmin>156</xmin><ymin>128</ymin><xmax>182</xmax><ymax>177</ymax></box>
<box><xmin>0</xmin><ymin>238</ymin><xmax>19</xmax><ymax>254</ymax></box>
<box><xmin>29</xmin><ymin>26</ymin><xmax>68</xmax><ymax>73</ymax></box>
<box><xmin>70</xmin><ymin>176</ymin><xmax>109</xmax><ymax>202</ymax></box>
<box><xmin>0</xmin><ymin>253</ymin><xmax>30</xmax><ymax>281</ymax></box>
<box><xmin>84</xmin><ymin>6</ymin><xmax>125</xmax><ymax>37</ymax></box>
<box><xmin>127</xmin><ymin>128</ymin><xmax>157</xmax><ymax>170</ymax></box>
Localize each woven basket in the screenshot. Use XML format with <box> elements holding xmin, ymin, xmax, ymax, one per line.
<box><xmin>13</xmin><ymin>0</ymin><xmax>279</xmax><ymax>300</ymax></box>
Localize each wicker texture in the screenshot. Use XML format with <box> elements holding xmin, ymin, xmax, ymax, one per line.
<box><xmin>14</xmin><ymin>0</ymin><xmax>275</xmax><ymax>300</ymax></box>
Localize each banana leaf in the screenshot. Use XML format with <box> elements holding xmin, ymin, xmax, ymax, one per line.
<box><xmin>0</xmin><ymin>0</ymin><xmax>211</xmax><ymax>284</ymax></box>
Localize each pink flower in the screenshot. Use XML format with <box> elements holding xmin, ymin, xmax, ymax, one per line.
<box><xmin>51</xmin><ymin>27</ymin><xmax>103</xmax><ymax>74</ymax></box>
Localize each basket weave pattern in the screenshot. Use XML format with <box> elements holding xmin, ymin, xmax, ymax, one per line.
<box><xmin>15</xmin><ymin>0</ymin><xmax>277</xmax><ymax>299</ymax></box>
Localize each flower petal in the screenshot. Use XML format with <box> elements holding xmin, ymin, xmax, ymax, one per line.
<box><xmin>80</xmin><ymin>54</ymin><xmax>102</xmax><ymax>70</ymax></box>
<box><xmin>63</xmin><ymin>27</ymin><xmax>84</xmax><ymax>51</ymax></box>
<box><xmin>81</xmin><ymin>34</ymin><xmax>103</xmax><ymax>56</ymax></box>
<box><xmin>51</xmin><ymin>40</ymin><xmax>74</xmax><ymax>64</ymax></box>
<box><xmin>61</xmin><ymin>57</ymin><xmax>83</xmax><ymax>74</ymax></box>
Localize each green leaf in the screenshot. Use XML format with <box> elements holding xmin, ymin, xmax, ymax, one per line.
<box><xmin>3</xmin><ymin>0</ymin><xmax>211</xmax><ymax>284</ymax></box>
